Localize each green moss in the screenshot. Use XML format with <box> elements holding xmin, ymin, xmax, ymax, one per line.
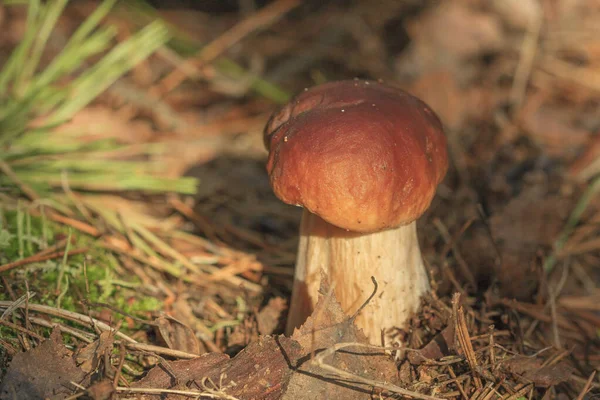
<box><xmin>0</xmin><ymin>207</ymin><xmax>163</xmax><ymax>330</ymax></box>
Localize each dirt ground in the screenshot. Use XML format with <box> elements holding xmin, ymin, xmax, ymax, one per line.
<box><xmin>1</xmin><ymin>0</ymin><xmax>599</xmax><ymax>399</ymax></box>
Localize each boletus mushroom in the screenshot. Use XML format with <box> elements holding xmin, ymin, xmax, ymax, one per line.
<box><xmin>264</xmin><ymin>80</ymin><xmax>448</xmax><ymax>344</ymax></box>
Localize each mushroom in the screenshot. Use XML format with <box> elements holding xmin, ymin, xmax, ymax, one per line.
<box><xmin>264</xmin><ymin>80</ymin><xmax>448</xmax><ymax>344</ymax></box>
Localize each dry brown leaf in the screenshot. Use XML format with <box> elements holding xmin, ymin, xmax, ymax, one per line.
<box><xmin>489</xmin><ymin>185</ymin><xmax>572</xmax><ymax>298</ymax></box>
<box><xmin>75</xmin><ymin>330</ymin><xmax>115</xmax><ymax>374</ymax></box>
<box><xmin>155</xmin><ymin>315</ymin><xmax>201</xmax><ymax>356</ymax></box>
<box><xmin>256</xmin><ymin>297</ymin><xmax>287</xmax><ymax>335</ymax></box>
<box><xmin>501</xmin><ymin>356</ymin><xmax>575</xmax><ymax>387</ymax></box>
<box><xmin>407</xmin><ymin>325</ymin><xmax>455</xmax><ymax>365</ymax></box>
<box><xmin>0</xmin><ymin>328</ymin><xmax>88</xmax><ymax>400</ymax></box>
<box><xmin>85</xmin><ymin>379</ymin><xmax>115</xmax><ymax>400</ymax></box>
<box><xmin>520</xmin><ymin>105</ymin><xmax>591</xmax><ymax>155</ymax></box>
<box><xmin>283</xmin><ymin>280</ymin><xmax>399</xmax><ymax>400</ymax></box>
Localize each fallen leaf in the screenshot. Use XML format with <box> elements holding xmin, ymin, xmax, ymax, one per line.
<box><xmin>85</xmin><ymin>379</ymin><xmax>115</xmax><ymax>400</ymax></box>
<box><xmin>256</xmin><ymin>297</ymin><xmax>287</xmax><ymax>335</ymax></box>
<box><xmin>407</xmin><ymin>325</ymin><xmax>455</xmax><ymax>365</ymax></box>
<box><xmin>283</xmin><ymin>279</ymin><xmax>399</xmax><ymax>400</ymax></box>
<box><xmin>520</xmin><ymin>105</ymin><xmax>591</xmax><ymax>155</ymax></box>
<box><xmin>501</xmin><ymin>356</ymin><xmax>574</xmax><ymax>387</ymax></box>
<box><xmin>489</xmin><ymin>185</ymin><xmax>572</xmax><ymax>298</ymax></box>
<box><xmin>155</xmin><ymin>315</ymin><xmax>201</xmax><ymax>355</ymax></box>
<box><xmin>75</xmin><ymin>330</ymin><xmax>115</xmax><ymax>374</ymax></box>
<box><xmin>0</xmin><ymin>327</ymin><xmax>88</xmax><ymax>400</ymax></box>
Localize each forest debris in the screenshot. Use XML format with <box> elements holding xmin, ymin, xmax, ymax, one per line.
<box><xmin>85</xmin><ymin>379</ymin><xmax>115</xmax><ymax>400</ymax></box>
<box><xmin>54</xmin><ymin>106</ymin><xmax>154</xmax><ymax>144</ymax></box>
<box><xmin>132</xmin><ymin>336</ymin><xmax>301</xmax><ymax>400</ymax></box>
<box><xmin>489</xmin><ymin>185</ymin><xmax>572</xmax><ymax>298</ymax></box>
<box><xmin>407</xmin><ymin>325</ymin><xmax>455</xmax><ymax>365</ymax></box>
<box><xmin>256</xmin><ymin>297</ymin><xmax>287</xmax><ymax>335</ymax></box>
<box><xmin>283</xmin><ymin>280</ymin><xmax>399</xmax><ymax>400</ymax></box>
<box><xmin>132</xmin><ymin>352</ymin><xmax>229</xmax><ymax>392</ymax></box>
<box><xmin>452</xmin><ymin>294</ymin><xmax>482</xmax><ymax>389</ymax></box>
<box><xmin>0</xmin><ymin>328</ymin><xmax>87</xmax><ymax>400</ymax></box>
<box><xmin>491</xmin><ymin>0</ymin><xmax>541</xmax><ymax>30</ymax></box>
<box><xmin>398</xmin><ymin>2</ymin><xmax>503</xmax><ymax>77</ymax></box>
<box><xmin>520</xmin><ymin>104</ymin><xmax>591</xmax><ymax>154</ymax></box>
<box><xmin>155</xmin><ymin>315</ymin><xmax>202</xmax><ymax>355</ymax></box>
<box><xmin>75</xmin><ymin>330</ymin><xmax>115</xmax><ymax>374</ymax></box>
<box><xmin>500</xmin><ymin>356</ymin><xmax>574</xmax><ymax>387</ymax></box>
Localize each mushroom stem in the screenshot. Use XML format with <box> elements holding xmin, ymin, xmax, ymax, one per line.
<box><xmin>286</xmin><ymin>210</ymin><xmax>430</xmax><ymax>344</ymax></box>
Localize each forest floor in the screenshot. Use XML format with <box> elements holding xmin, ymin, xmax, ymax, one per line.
<box><xmin>0</xmin><ymin>0</ymin><xmax>599</xmax><ymax>399</ymax></box>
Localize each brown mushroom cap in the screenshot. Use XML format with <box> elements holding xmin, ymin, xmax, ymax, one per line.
<box><xmin>264</xmin><ymin>80</ymin><xmax>448</xmax><ymax>233</ymax></box>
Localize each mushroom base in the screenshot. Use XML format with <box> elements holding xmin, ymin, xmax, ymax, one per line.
<box><xmin>286</xmin><ymin>210</ymin><xmax>430</xmax><ymax>344</ymax></box>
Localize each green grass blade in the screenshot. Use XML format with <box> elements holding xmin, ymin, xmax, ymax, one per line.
<box><xmin>45</xmin><ymin>20</ymin><xmax>170</xmax><ymax>126</ymax></box>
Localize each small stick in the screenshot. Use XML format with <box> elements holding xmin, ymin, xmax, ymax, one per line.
<box><xmin>447</xmin><ymin>365</ymin><xmax>469</xmax><ymax>400</ymax></box>
<box><xmin>0</xmin><ymin>247</ymin><xmax>89</xmax><ymax>274</ymax></box>
<box><xmin>574</xmin><ymin>371</ymin><xmax>598</xmax><ymax>398</ymax></box>
<box><xmin>115</xmin><ymin>387</ymin><xmax>239</xmax><ymax>400</ymax></box>
<box><xmin>0</xmin><ymin>318</ymin><xmax>44</xmax><ymax>341</ymax></box>
<box><xmin>151</xmin><ymin>0</ymin><xmax>301</xmax><ymax>96</ymax></box>
<box><xmin>488</xmin><ymin>325</ymin><xmax>496</xmax><ymax>366</ymax></box>
<box><xmin>510</xmin><ymin>6</ymin><xmax>543</xmax><ymax>109</ymax></box>
<box><xmin>0</xmin><ymin>301</ymin><xmax>136</xmax><ymax>343</ymax></box>
<box><xmin>0</xmin><ymin>159</ymin><xmax>39</xmax><ymax>201</ymax></box>
<box><xmin>452</xmin><ymin>293</ymin><xmax>482</xmax><ymax>389</ymax></box>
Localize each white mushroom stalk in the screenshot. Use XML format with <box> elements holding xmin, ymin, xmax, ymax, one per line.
<box><xmin>286</xmin><ymin>211</ymin><xmax>430</xmax><ymax>344</ymax></box>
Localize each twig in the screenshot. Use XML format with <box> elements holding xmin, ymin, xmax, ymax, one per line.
<box><xmin>152</xmin><ymin>0</ymin><xmax>301</xmax><ymax>96</ymax></box>
<box><xmin>510</xmin><ymin>6</ymin><xmax>543</xmax><ymax>109</ymax></box>
<box><xmin>27</xmin><ymin>316</ymin><xmax>95</xmax><ymax>343</ymax></box>
<box><xmin>0</xmin><ymin>318</ymin><xmax>44</xmax><ymax>341</ymax></box>
<box><xmin>113</xmin><ymin>343</ymin><xmax>125</xmax><ymax>389</ymax></box>
<box><xmin>0</xmin><ymin>159</ymin><xmax>39</xmax><ymax>201</ymax></box>
<box><xmin>350</xmin><ymin>276</ymin><xmax>378</xmax><ymax>320</ymax></box>
<box><xmin>575</xmin><ymin>371</ymin><xmax>596</xmax><ymax>400</ymax></box>
<box><xmin>45</xmin><ymin>211</ymin><xmax>101</xmax><ymax>237</ymax></box>
<box><xmin>434</xmin><ymin>218</ymin><xmax>477</xmax><ymax>290</ymax></box>
<box><xmin>0</xmin><ymin>291</ymin><xmax>35</xmax><ymax>320</ymax></box>
<box><xmin>544</xmin><ymin>176</ymin><xmax>600</xmax><ymax>272</ymax></box>
<box><xmin>198</xmin><ymin>0</ymin><xmax>300</xmax><ymax>62</ymax></box>
<box><xmin>115</xmin><ymin>387</ymin><xmax>239</xmax><ymax>399</ymax></box>
<box><xmin>0</xmin><ymin>301</ymin><xmax>137</xmax><ymax>343</ymax></box>
<box><xmin>447</xmin><ymin>365</ymin><xmax>469</xmax><ymax>400</ymax></box>
<box><xmin>81</xmin><ymin>300</ymin><xmax>158</xmax><ymax>327</ymax></box>
<box><xmin>0</xmin><ymin>247</ymin><xmax>88</xmax><ymax>274</ymax></box>
<box><xmin>548</xmin><ymin>263</ymin><xmax>570</xmax><ymax>349</ymax></box>
<box><xmin>1</xmin><ymin>300</ymin><xmax>201</xmax><ymax>359</ymax></box>
<box><xmin>452</xmin><ymin>293</ymin><xmax>482</xmax><ymax>389</ymax></box>
<box><xmin>121</xmin><ymin>341</ymin><xmax>199</xmax><ymax>360</ymax></box>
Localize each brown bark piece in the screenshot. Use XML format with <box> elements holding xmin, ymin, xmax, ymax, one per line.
<box><xmin>132</xmin><ymin>336</ymin><xmax>302</xmax><ymax>400</ymax></box>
